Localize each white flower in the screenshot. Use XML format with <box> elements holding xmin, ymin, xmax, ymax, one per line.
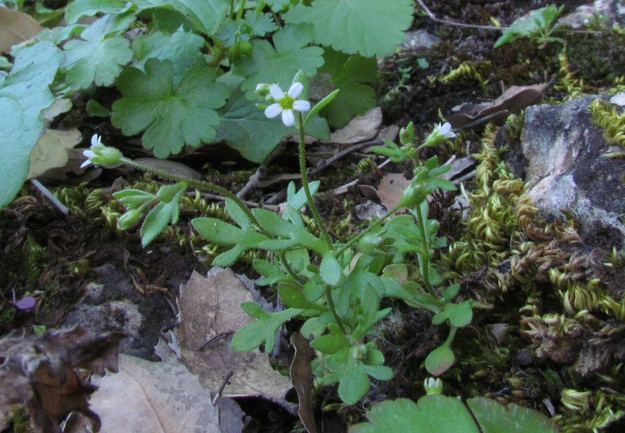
<box><xmin>437</xmin><ymin>122</ymin><xmax>456</xmax><ymax>139</ymax></box>
<box><xmin>80</xmin><ymin>134</ymin><xmax>122</xmax><ymax>168</ymax></box>
<box><xmin>264</xmin><ymin>82</ymin><xmax>311</xmax><ymax>126</ymax></box>
<box><xmin>424</xmin><ymin>122</ymin><xmax>456</xmax><ymax>147</ymax></box>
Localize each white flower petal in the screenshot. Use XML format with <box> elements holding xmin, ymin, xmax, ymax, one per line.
<box><xmin>91</xmin><ymin>134</ymin><xmax>102</xmax><ymax>146</ymax></box>
<box><xmin>269</xmin><ymin>84</ymin><xmax>284</xmax><ymax>101</ymax></box>
<box><xmin>293</xmin><ymin>100</ymin><xmax>310</xmax><ymax>112</ymax></box>
<box><xmin>80</xmin><ymin>160</ymin><xmax>93</xmax><ymax>169</ymax></box>
<box><xmin>265</xmin><ymin>103</ymin><xmax>283</xmax><ymax>119</ymax></box>
<box><xmin>83</xmin><ymin>150</ymin><xmax>96</xmax><ymax>158</ymax></box>
<box><xmin>287</xmin><ymin>82</ymin><xmax>304</xmax><ymax>99</ymax></box>
<box><xmin>440</xmin><ymin>122</ymin><xmax>451</xmax><ymax>133</ymax></box>
<box><xmin>281</xmin><ymin>109</ymin><xmax>295</xmax><ymax>126</ymax></box>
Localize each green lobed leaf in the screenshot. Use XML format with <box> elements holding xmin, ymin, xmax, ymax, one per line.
<box><xmin>318</xmin><ymin>48</ymin><xmax>377</xmax><ymax>128</ymax></box>
<box><xmin>232</xmin><ymin>24</ymin><xmax>324</xmax><ymax>99</ymax></box>
<box><xmin>173</xmin><ymin>0</ymin><xmax>230</xmax><ymax>35</ymax></box>
<box><xmin>63</xmin><ymin>15</ymin><xmax>135</xmax><ymax>90</ymax></box>
<box><xmin>467</xmin><ymin>397</ymin><xmax>559</xmax><ymax>433</ymax></box>
<box><xmin>284</xmin><ymin>0</ymin><xmax>413</xmax><ymax>57</ymax></box>
<box><xmin>215</xmin><ymin>75</ymin><xmax>298</xmax><ymax>163</ymax></box>
<box><xmin>112</xmin><ymin>59</ymin><xmax>229</xmax><ymax>158</ymax></box>
<box><xmin>339</xmin><ymin>361</ymin><xmax>370</xmax><ymax>405</ymax></box>
<box><xmin>231</xmin><ymin>303</ymin><xmax>303</xmax><ymax>353</ymax></box>
<box><xmin>349</xmin><ymin>395</ymin><xmax>480</xmax><ymax>433</ymax></box>
<box><xmin>0</xmin><ymin>41</ymin><xmax>63</xmax><ymax>209</ymax></box>
<box><xmin>65</xmin><ymin>0</ymin><xmax>133</xmax><ymax>24</ymax></box>
<box><xmin>131</xmin><ymin>28</ymin><xmax>205</xmax><ymax>84</ymax></box>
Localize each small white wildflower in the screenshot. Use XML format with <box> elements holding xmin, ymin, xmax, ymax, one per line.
<box><xmin>80</xmin><ymin>134</ymin><xmax>122</xmax><ymax>168</ymax></box>
<box><xmin>424</xmin><ymin>122</ymin><xmax>456</xmax><ymax>147</ymax></box>
<box><xmin>264</xmin><ymin>82</ymin><xmax>311</xmax><ymax>127</ymax></box>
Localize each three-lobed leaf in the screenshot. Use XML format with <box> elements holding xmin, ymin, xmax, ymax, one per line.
<box><xmin>112</xmin><ymin>58</ymin><xmax>229</xmax><ymax>158</ymax></box>
<box><xmin>284</xmin><ymin>0</ymin><xmax>413</xmax><ymax>57</ymax></box>
<box><xmin>231</xmin><ymin>303</ymin><xmax>303</xmax><ymax>353</ymax></box>
<box><xmin>232</xmin><ymin>24</ymin><xmax>324</xmax><ymax>99</ymax></box>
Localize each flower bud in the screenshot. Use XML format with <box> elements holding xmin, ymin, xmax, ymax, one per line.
<box><xmin>239</xmin><ymin>40</ymin><xmax>253</xmax><ymax>57</ymax></box>
<box><xmin>118</xmin><ymin>209</ymin><xmax>142</xmax><ymax>230</ymax></box>
<box><xmin>424</xmin><ymin>377</ymin><xmax>443</xmax><ymax>395</ymax></box>
<box><xmin>397</xmin><ymin>182</ymin><xmax>434</xmax><ymax>208</ymax></box>
<box><xmin>399</xmin><ymin>122</ymin><xmax>414</xmax><ymax>146</ymax></box>
<box><xmin>255</xmin><ymin>83</ymin><xmax>272</xmax><ymax>97</ymax></box>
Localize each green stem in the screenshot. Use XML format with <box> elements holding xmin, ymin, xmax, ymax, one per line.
<box><xmin>297</xmin><ymin>112</ymin><xmax>333</xmax><ymax>250</ymax></box>
<box><xmin>325</xmin><ymin>285</ymin><xmax>346</xmax><ymax>334</ymax></box>
<box><xmin>415</xmin><ymin>201</ymin><xmax>436</xmax><ymax>297</ymax></box>
<box><xmin>121</xmin><ymin>157</ymin><xmax>269</xmax><ymax>237</ymax></box>
<box><xmin>334</xmin><ymin>203</ymin><xmax>402</xmax><ymax>257</ymax></box>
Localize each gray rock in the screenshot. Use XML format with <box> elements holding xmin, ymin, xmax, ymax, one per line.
<box><xmin>505</xmin><ymin>92</ymin><xmax>625</xmax><ymax>250</ymax></box>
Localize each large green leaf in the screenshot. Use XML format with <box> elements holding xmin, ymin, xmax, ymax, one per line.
<box><xmin>112</xmin><ymin>58</ymin><xmax>229</xmax><ymax>158</ymax></box>
<box><xmin>350</xmin><ymin>395</ymin><xmax>559</xmax><ymax>433</ymax></box>
<box><xmin>232</xmin><ymin>24</ymin><xmax>324</xmax><ymax>99</ymax></box>
<box><xmin>0</xmin><ymin>41</ymin><xmax>63</xmax><ymax>209</ymax></box>
<box><xmin>131</xmin><ymin>28</ymin><xmax>205</xmax><ymax>84</ymax></box>
<box><xmin>284</xmin><ymin>0</ymin><xmax>413</xmax><ymax>57</ymax></box>
<box><xmin>63</xmin><ymin>14</ymin><xmax>135</xmax><ymax>90</ymax></box>
<box><xmin>318</xmin><ymin>48</ymin><xmax>377</xmax><ymax>128</ymax></box>
<box><xmin>64</xmin><ymin>0</ymin><xmax>133</xmax><ymax>24</ymax></box>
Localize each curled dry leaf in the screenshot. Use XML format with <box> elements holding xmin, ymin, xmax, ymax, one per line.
<box><xmin>0</xmin><ymin>326</ymin><xmax>126</xmax><ymax>433</ymax></box>
<box><xmin>447</xmin><ymin>83</ymin><xmax>549</xmax><ymax>130</ymax></box>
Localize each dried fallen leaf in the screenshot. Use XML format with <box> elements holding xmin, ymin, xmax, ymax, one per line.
<box><xmin>0</xmin><ymin>7</ymin><xmax>43</xmax><ymax>53</ymax></box>
<box><xmin>27</xmin><ymin>128</ymin><xmax>82</xmax><ymax>179</ymax></box>
<box><xmin>328</xmin><ymin>107</ymin><xmax>382</xmax><ymax>145</ymax></box>
<box><xmin>0</xmin><ymin>326</ymin><xmax>125</xmax><ymax>433</ymax></box>
<box><xmin>87</xmin><ymin>339</ymin><xmax>243</xmax><ymax>433</ymax></box>
<box><xmin>448</xmin><ymin>83</ymin><xmax>548</xmax><ymax>129</ymax></box>
<box><xmin>376</xmin><ymin>173</ymin><xmax>411</xmax><ymax>211</ymax></box>
<box><xmin>290</xmin><ymin>333</ymin><xmax>318</xmax><ymax>433</ymax></box>
<box><xmin>177</xmin><ymin>269</ymin><xmax>293</xmax><ymax>400</ymax></box>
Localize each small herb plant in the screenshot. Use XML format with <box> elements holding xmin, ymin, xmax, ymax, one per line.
<box><xmin>494</xmin><ymin>5</ymin><xmax>565</xmax><ymax>49</ymax></box>
<box><xmin>84</xmin><ymin>71</ymin><xmax>470</xmax><ymax>404</ymax></box>
<box><xmin>0</xmin><ymin>0</ymin><xmax>414</xmax><ymax>209</ymax></box>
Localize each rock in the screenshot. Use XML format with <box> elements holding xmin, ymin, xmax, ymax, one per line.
<box><xmin>399</xmin><ymin>30</ymin><xmax>441</xmax><ymax>51</ymax></box>
<box><xmin>560</xmin><ymin>0</ymin><xmax>625</xmax><ymax>28</ymax></box>
<box><xmin>502</xmin><ymin>91</ymin><xmax>625</xmax><ymax>250</ymax></box>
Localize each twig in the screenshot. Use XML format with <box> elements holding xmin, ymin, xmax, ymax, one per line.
<box><xmin>309</xmin><ymin>139</ymin><xmax>384</xmax><ymax>177</ymax></box>
<box><xmin>212</xmin><ymin>370</ymin><xmax>234</xmax><ymax>405</ymax></box>
<box><xmin>30</xmin><ymin>179</ymin><xmax>69</xmax><ymax>215</ymax></box>
<box><xmin>416</xmin><ymin>0</ymin><xmax>506</xmax><ymax>31</ymax></box>
<box><xmin>237</xmin><ymin>166</ymin><xmax>268</xmax><ymax>199</ymax></box>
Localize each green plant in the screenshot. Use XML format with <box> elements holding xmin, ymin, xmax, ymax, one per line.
<box><xmin>350</xmin><ymin>378</ymin><xmax>559</xmax><ymax>433</ymax></box>
<box><xmin>90</xmin><ymin>72</ymin><xmax>469</xmax><ymax>403</ymax></box>
<box><xmin>0</xmin><ymin>0</ymin><xmax>415</xmax><ymax>209</ymax></box>
<box><xmin>494</xmin><ymin>5</ymin><xmax>565</xmax><ymax>49</ymax></box>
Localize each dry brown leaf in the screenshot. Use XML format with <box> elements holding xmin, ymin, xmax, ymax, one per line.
<box><xmin>0</xmin><ymin>326</ymin><xmax>125</xmax><ymax>433</ymax></box>
<box><xmin>177</xmin><ymin>269</ymin><xmax>293</xmax><ymax>399</ymax></box>
<box><xmin>448</xmin><ymin>83</ymin><xmax>548</xmax><ymax>129</ymax></box>
<box><xmin>87</xmin><ymin>338</ymin><xmax>243</xmax><ymax>433</ymax></box>
<box><xmin>376</xmin><ymin>173</ymin><xmax>411</xmax><ymax>211</ymax></box>
<box><xmin>290</xmin><ymin>333</ymin><xmax>318</xmax><ymax>433</ymax></box>
<box><xmin>328</xmin><ymin>107</ymin><xmax>382</xmax><ymax>145</ymax></box>
<box><xmin>0</xmin><ymin>7</ymin><xmax>43</xmax><ymax>53</ymax></box>
<box><xmin>28</xmin><ymin>128</ymin><xmax>82</xmax><ymax>179</ymax></box>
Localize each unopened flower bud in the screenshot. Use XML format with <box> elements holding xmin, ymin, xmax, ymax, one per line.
<box><xmin>424</xmin><ymin>377</ymin><xmax>443</xmax><ymax>395</ymax></box>
<box><xmin>255</xmin><ymin>83</ymin><xmax>272</xmax><ymax>97</ymax></box>
<box><xmin>118</xmin><ymin>209</ymin><xmax>142</xmax><ymax>230</ymax></box>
